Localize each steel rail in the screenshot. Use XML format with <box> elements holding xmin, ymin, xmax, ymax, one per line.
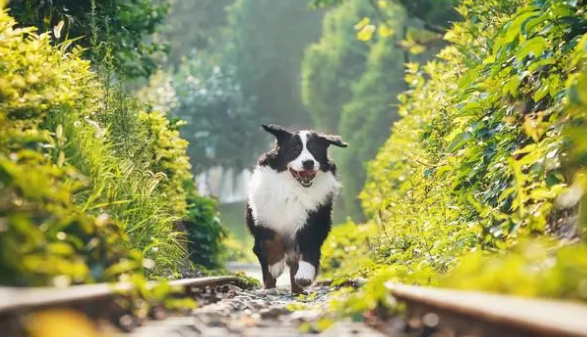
<box><xmin>387</xmin><ymin>283</ymin><xmax>587</xmax><ymax>337</ymax></box>
<box><xmin>0</xmin><ymin>276</ymin><xmax>243</xmax><ymax>315</ymax></box>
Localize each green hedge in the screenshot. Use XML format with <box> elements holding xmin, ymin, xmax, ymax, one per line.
<box><xmin>0</xmin><ymin>8</ymin><xmax>223</xmax><ymax>286</ymax></box>
<box><xmin>322</xmin><ymin>0</ymin><xmax>587</xmax><ymax>309</ymax></box>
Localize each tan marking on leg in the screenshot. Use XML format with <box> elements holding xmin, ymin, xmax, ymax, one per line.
<box><xmin>263</xmin><ymin>235</ymin><xmax>285</xmax><ymax>266</ymax></box>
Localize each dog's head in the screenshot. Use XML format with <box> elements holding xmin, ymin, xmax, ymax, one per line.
<box><xmin>260</xmin><ymin>124</ymin><xmax>348</xmax><ymax>188</ymax></box>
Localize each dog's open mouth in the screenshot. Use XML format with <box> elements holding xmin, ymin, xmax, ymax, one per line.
<box><xmin>289</xmin><ymin>168</ymin><xmax>317</xmax><ymax>187</ymax></box>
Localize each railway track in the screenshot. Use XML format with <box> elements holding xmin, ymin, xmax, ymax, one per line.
<box><xmin>387</xmin><ymin>283</ymin><xmax>587</xmax><ymax>337</ymax></box>
<box><xmin>0</xmin><ymin>276</ymin><xmax>249</xmax><ymax>337</ymax></box>
<box><xmin>1</xmin><ymin>271</ymin><xmax>587</xmax><ymax>337</ymax></box>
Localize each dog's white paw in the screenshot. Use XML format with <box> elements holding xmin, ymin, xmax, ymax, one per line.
<box><xmin>294</xmin><ymin>261</ymin><xmax>315</xmax><ymax>287</ymax></box>
<box><xmin>269</xmin><ymin>259</ymin><xmax>285</xmax><ymax>278</ymax></box>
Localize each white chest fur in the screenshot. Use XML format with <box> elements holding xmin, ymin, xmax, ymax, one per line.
<box><xmin>248</xmin><ymin>166</ymin><xmax>339</xmax><ymax>237</ymax></box>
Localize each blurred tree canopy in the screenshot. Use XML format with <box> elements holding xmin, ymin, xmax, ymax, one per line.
<box><xmin>171</xmin><ymin>58</ymin><xmax>262</xmax><ymax>172</ymax></box>
<box><xmin>141</xmin><ymin>0</ymin><xmax>324</xmax><ymax>172</ymax></box>
<box><xmin>139</xmin><ymin>0</ymin><xmax>459</xmax><ymax>221</ymax></box>
<box><xmin>302</xmin><ymin>0</ymin><xmax>453</xmax><ymax>219</ymax></box>
<box><xmin>228</xmin><ymin>0</ymin><xmax>323</xmax><ymax>128</ymax></box>
<box><xmin>9</xmin><ymin>0</ymin><xmax>169</xmax><ymax>78</ymax></box>
<box><xmin>310</xmin><ymin>0</ymin><xmax>460</xmax><ymax>30</ymax></box>
<box><xmin>158</xmin><ymin>0</ymin><xmax>234</xmax><ymax>68</ymax></box>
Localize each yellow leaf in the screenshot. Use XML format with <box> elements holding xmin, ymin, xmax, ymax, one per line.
<box><xmin>357</xmin><ymin>25</ymin><xmax>376</xmax><ymax>42</ymax></box>
<box><xmin>377</xmin><ymin>0</ymin><xmax>387</xmax><ymax>8</ymax></box>
<box><xmin>409</xmin><ymin>44</ymin><xmax>425</xmax><ymax>55</ymax></box>
<box><xmin>26</xmin><ymin>309</ymin><xmax>104</xmax><ymax>337</ymax></box>
<box><xmin>57</xmin><ymin>151</ymin><xmax>65</xmax><ymax>167</ymax></box>
<box><xmin>522</xmin><ymin>113</ymin><xmax>544</xmax><ymax>143</ymax></box>
<box><xmin>379</xmin><ymin>24</ymin><xmax>394</xmax><ymax>38</ymax></box>
<box><xmin>354</xmin><ymin>17</ymin><xmax>370</xmax><ymax>30</ymax></box>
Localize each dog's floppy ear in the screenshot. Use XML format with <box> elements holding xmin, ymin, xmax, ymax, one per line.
<box><xmin>262</xmin><ymin>124</ymin><xmax>291</xmax><ymax>142</ymax></box>
<box><xmin>319</xmin><ymin>133</ymin><xmax>348</xmax><ymax>148</ymax></box>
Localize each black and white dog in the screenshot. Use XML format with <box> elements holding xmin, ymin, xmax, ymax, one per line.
<box><xmin>246</xmin><ymin>124</ymin><xmax>347</xmax><ymax>293</ymax></box>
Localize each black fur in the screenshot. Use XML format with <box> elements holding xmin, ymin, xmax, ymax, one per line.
<box><xmin>258</xmin><ymin>124</ymin><xmax>346</xmax><ymax>173</ymax></box>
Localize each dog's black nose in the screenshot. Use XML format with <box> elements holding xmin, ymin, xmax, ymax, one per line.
<box><xmin>302</xmin><ymin>160</ymin><xmax>314</xmax><ymax>170</ymax></box>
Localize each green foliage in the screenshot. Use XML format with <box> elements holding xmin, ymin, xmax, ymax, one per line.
<box><xmin>302</xmin><ymin>0</ymin><xmax>412</xmax><ymax>219</ymax></box>
<box><xmin>361</xmin><ymin>0</ymin><xmax>586</xmax><ymax>281</ymax></box>
<box><xmin>0</xmin><ymin>11</ymin><xmax>131</xmax><ymax>286</ymax></box>
<box><xmin>323</xmin><ymin>0</ymin><xmax>587</xmax><ymax>315</ymax></box>
<box><xmin>564</xmin><ymin>15</ymin><xmax>587</xmax><ymax>231</ymax></box>
<box><xmin>442</xmin><ymin>240</ymin><xmax>587</xmax><ymax>300</ymax></box>
<box><xmin>142</xmin><ymin>0</ymin><xmax>324</xmax><ymax>174</ymax></box>
<box><xmin>0</xmin><ymin>8</ymin><xmax>223</xmax><ymax>286</ymax></box>
<box><xmin>302</xmin><ymin>0</ymin><xmax>370</xmax><ymax>134</ymax></box>
<box><xmin>395</xmin><ymin>0</ymin><xmax>460</xmax><ymax>29</ymax></box>
<box><xmin>310</xmin><ymin>0</ymin><xmax>460</xmax><ymax>34</ymax></box>
<box><xmin>320</xmin><ymin>222</ymin><xmax>378</xmax><ymax>281</ymax></box>
<box><xmin>182</xmin><ymin>180</ymin><xmax>227</xmax><ymax>269</ymax></box>
<box><xmin>8</xmin><ymin>0</ymin><xmax>169</xmax><ymax>78</ymax></box>
<box><xmin>221</xmin><ymin>234</ymin><xmax>256</xmax><ymax>263</ymax></box>
<box><xmin>338</xmin><ymin>36</ymin><xmax>405</xmax><ymax>218</ymax></box>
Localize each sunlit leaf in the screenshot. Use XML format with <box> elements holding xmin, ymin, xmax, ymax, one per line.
<box><xmin>516</xmin><ymin>36</ymin><xmax>548</xmax><ymax>61</ymax></box>
<box><xmin>379</xmin><ymin>24</ymin><xmax>393</xmax><ymax>38</ymax></box>
<box><xmin>53</xmin><ymin>21</ymin><xmax>65</xmax><ymax>39</ymax></box>
<box><xmin>354</xmin><ymin>17</ymin><xmax>370</xmax><ymax>30</ymax></box>
<box><xmin>357</xmin><ymin>25</ymin><xmax>376</xmax><ymax>41</ymax></box>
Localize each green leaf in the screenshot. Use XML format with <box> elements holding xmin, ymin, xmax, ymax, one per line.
<box><xmin>533</xmin><ymin>82</ymin><xmax>550</xmax><ymax>102</ymax></box>
<box><xmin>516</xmin><ymin>37</ymin><xmax>548</xmax><ymax>61</ymax></box>
<box><xmin>447</xmin><ymin>132</ymin><xmax>472</xmax><ymax>153</ymax></box>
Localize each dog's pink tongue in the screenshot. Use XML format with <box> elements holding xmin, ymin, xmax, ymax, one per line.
<box><xmin>301</xmin><ymin>170</ymin><xmax>316</xmax><ymax>178</ymax></box>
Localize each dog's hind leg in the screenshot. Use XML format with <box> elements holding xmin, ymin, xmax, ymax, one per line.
<box><xmin>247</xmin><ymin>204</ymin><xmax>284</xmax><ymax>289</ymax></box>
<box><xmin>263</xmin><ymin>233</ymin><xmax>285</xmax><ymax>280</ymax></box>
<box><xmin>251</xmin><ymin>227</ymin><xmax>285</xmax><ymax>289</ymax></box>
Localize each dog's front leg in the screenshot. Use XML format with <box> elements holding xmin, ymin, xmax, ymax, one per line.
<box><xmin>287</xmin><ymin>257</ymin><xmax>304</xmax><ymax>294</ymax></box>
<box><xmin>293</xmin><ymin>253</ymin><xmax>319</xmax><ymax>288</ymax></box>
<box><xmin>293</xmin><ymin>231</ymin><xmax>324</xmax><ymax>289</ymax></box>
<box><xmin>292</xmin><ymin>204</ymin><xmax>332</xmax><ymax>290</ymax></box>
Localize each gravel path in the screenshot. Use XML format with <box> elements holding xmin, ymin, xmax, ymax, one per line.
<box><xmin>126</xmin><ymin>263</ymin><xmax>393</xmax><ymax>336</ymax></box>
<box><xmin>225</xmin><ymin>262</ymin><xmax>291</xmax><ymax>288</ymax></box>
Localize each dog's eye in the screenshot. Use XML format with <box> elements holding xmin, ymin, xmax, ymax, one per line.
<box><xmin>294</xmin><ymin>144</ymin><xmax>302</xmax><ymax>152</ymax></box>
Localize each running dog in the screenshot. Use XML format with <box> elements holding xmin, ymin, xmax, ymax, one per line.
<box><xmin>246</xmin><ymin>124</ymin><xmax>347</xmax><ymax>293</ymax></box>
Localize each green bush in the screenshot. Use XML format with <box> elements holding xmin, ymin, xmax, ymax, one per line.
<box><xmin>325</xmin><ymin>0</ymin><xmax>587</xmax><ymax>308</ymax></box>
<box><xmin>0</xmin><ymin>9</ymin><xmax>136</xmax><ymax>285</ymax></box>
<box><xmin>319</xmin><ymin>222</ymin><xmax>379</xmax><ymax>281</ymax></box>
<box><xmin>441</xmin><ymin>240</ymin><xmax>587</xmax><ymax>300</ymax></box>
<box><xmin>302</xmin><ymin>0</ymin><xmax>370</xmax><ymax>134</ymax></box>
<box><xmin>337</xmin><ymin>36</ymin><xmax>405</xmax><ymax>218</ymax></box>
<box><xmin>182</xmin><ymin>180</ymin><xmax>227</xmax><ymax>270</ymax></box>
<box><xmin>0</xmin><ymin>8</ymin><xmax>222</xmax><ymax>286</ymax></box>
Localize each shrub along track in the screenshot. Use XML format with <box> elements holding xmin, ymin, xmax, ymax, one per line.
<box><xmin>1</xmin><ymin>272</ymin><xmax>587</xmax><ymax>337</ymax></box>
